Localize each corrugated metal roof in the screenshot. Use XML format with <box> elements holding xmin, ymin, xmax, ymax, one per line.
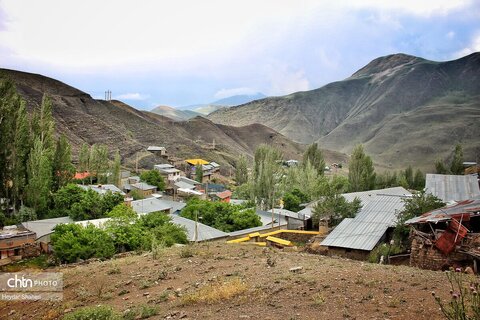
<box><xmin>131</xmin><ymin>182</ymin><xmax>157</xmax><ymax>191</ymax></box>
<box><xmin>320</xmin><ymin>195</ymin><xmax>406</xmax><ymax>251</ymax></box>
<box><xmin>78</xmin><ymin>184</ymin><xmax>126</xmax><ymax>196</ymax></box>
<box><xmin>405</xmin><ymin>199</ymin><xmax>480</xmax><ymax>224</ymax></box>
<box><xmin>169</xmin><ymin>215</ymin><xmax>228</xmax><ymax>241</ymax></box>
<box><xmin>174</xmin><ymin>181</ymin><xmax>196</xmax><ymax>190</ymax></box>
<box><xmin>298</xmin><ymin>187</ymin><xmax>411</xmax><ymax>217</ymax></box>
<box><xmin>22</xmin><ymin>217</ymin><xmax>73</xmax><ymax>239</ymax></box>
<box><xmin>256</xmin><ymin>210</ymin><xmax>288</xmax><ymax>226</ymax></box>
<box><xmin>132</xmin><ymin>198</ymin><xmax>174</xmax><ymax>214</ymax></box>
<box><xmin>425</xmin><ymin>174</ymin><xmax>480</xmax><ymax>202</ymax></box>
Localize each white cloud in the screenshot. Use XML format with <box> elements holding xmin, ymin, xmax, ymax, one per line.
<box><xmin>454</xmin><ymin>32</ymin><xmax>480</xmax><ymax>58</ymax></box>
<box><xmin>266</xmin><ymin>63</ymin><xmax>310</xmax><ymax>96</ymax></box>
<box><xmin>214</xmin><ymin>87</ymin><xmax>258</xmax><ymax>100</ymax></box>
<box><xmin>115</xmin><ymin>93</ymin><xmax>150</xmax><ymax>101</ymax></box>
<box><xmin>345</xmin><ymin>0</ymin><xmax>472</xmax><ymax>17</ymax></box>
<box><xmin>446</xmin><ymin>31</ymin><xmax>456</xmax><ymax>39</ymax></box>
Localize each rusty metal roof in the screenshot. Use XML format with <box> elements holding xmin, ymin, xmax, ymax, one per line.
<box><xmin>405</xmin><ymin>199</ymin><xmax>480</xmax><ymax>225</ymax></box>
<box><xmin>425</xmin><ymin>174</ymin><xmax>480</xmax><ymax>202</ymax></box>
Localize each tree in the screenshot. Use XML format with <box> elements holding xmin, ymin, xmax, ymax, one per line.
<box><xmin>235</xmin><ymin>154</ymin><xmax>248</xmax><ymax>185</ymax></box>
<box><xmin>181</xmin><ymin>198</ymin><xmax>261</xmax><ymax>232</ymax></box>
<box><xmin>413</xmin><ymin>169</ymin><xmax>425</xmax><ymax>190</ymax></box>
<box><xmin>12</xmin><ymin>101</ymin><xmax>31</xmax><ymax>210</ymax></box>
<box><xmin>51</xmin><ymin>223</ymin><xmax>115</xmax><ymax>263</ymax></box>
<box><xmin>195</xmin><ymin>165</ymin><xmax>203</xmax><ymax>183</ymax></box>
<box><xmin>52</xmin><ymin>134</ymin><xmax>75</xmax><ymax>191</ymax></box>
<box><xmin>312</xmin><ymin>194</ymin><xmax>361</xmax><ymax>228</ymax></box>
<box><xmin>78</xmin><ymin>143</ymin><xmax>90</xmax><ymax>174</ymax></box>
<box><xmin>89</xmin><ymin>144</ymin><xmax>109</xmax><ymax>183</ymax></box>
<box><xmin>393</xmin><ymin>190</ymin><xmax>445</xmax><ymax>245</ymax></box>
<box><xmin>110</xmin><ymin>150</ymin><xmax>121</xmax><ymax>187</ymax></box>
<box><xmin>303</xmin><ymin>143</ymin><xmax>325</xmax><ymax>176</ymax></box>
<box><xmin>450</xmin><ymin>144</ymin><xmax>464</xmax><ymax>175</ymax></box>
<box><xmin>69</xmin><ymin>189</ymin><xmax>104</xmax><ymax>220</ymax></box>
<box><xmin>25</xmin><ymin>138</ymin><xmax>52</xmax><ymax>217</ymax></box>
<box><xmin>34</xmin><ymin>95</ymin><xmax>55</xmax><ymax>153</ymax></box>
<box><xmin>348</xmin><ymin>145</ymin><xmax>376</xmax><ymax>192</ymax></box>
<box><xmin>53</xmin><ymin>184</ymin><xmax>86</xmax><ymax>217</ymax></box>
<box><xmin>252</xmin><ymin>145</ymin><xmax>283</xmax><ymax>209</ymax></box>
<box><xmin>283</xmin><ymin>188</ymin><xmax>309</xmax><ymax>212</ymax></box>
<box><xmin>435</xmin><ymin>159</ymin><xmax>448</xmax><ymax>174</ymax></box>
<box><xmin>140</xmin><ymin>169</ymin><xmax>165</xmax><ymax>191</ymax></box>
<box><xmin>404</xmin><ymin>166</ymin><xmax>414</xmax><ymax>189</ymax></box>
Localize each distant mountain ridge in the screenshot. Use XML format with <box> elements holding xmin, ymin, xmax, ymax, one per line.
<box><xmin>150</xmin><ymin>105</ymin><xmax>202</xmax><ymax>121</ymax></box>
<box><xmin>0</xmin><ymin>69</ymin><xmax>315</xmax><ymax>169</ymax></box>
<box><xmin>208</xmin><ymin>53</ymin><xmax>480</xmax><ymax>170</ymax></box>
<box><xmin>181</xmin><ymin>93</ymin><xmax>267</xmax><ymax>115</ymax></box>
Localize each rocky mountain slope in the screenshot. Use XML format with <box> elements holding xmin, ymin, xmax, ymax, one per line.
<box><xmin>0</xmin><ymin>68</ymin><xmax>319</xmax><ymax>170</ymax></box>
<box><xmin>150</xmin><ymin>105</ymin><xmax>201</xmax><ymax>121</ymax></box>
<box><xmin>208</xmin><ymin>53</ymin><xmax>480</xmax><ymax>169</ymax></box>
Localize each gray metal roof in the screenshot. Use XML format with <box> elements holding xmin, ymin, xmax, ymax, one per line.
<box><xmin>169</xmin><ymin>215</ymin><xmax>228</xmax><ymax>242</ymax></box>
<box><xmin>299</xmin><ymin>187</ymin><xmax>411</xmax><ymax>217</ymax></box>
<box><xmin>78</xmin><ymin>184</ymin><xmax>126</xmax><ymax>196</ymax></box>
<box><xmin>154</xmin><ymin>164</ymin><xmax>174</xmax><ymax>170</ymax></box>
<box><xmin>320</xmin><ymin>195</ymin><xmax>407</xmax><ymax>251</ymax></box>
<box><xmin>131</xmin><ymin>182</ymin><xmax>157</xmax><ymax>191</ymax></box>
<box><xmin>131</xmin><ymin>198</ymin><xmax>174</xmax><ymax>214</ymax></box>
<box><xmin>174</xmin><ymin>180</ymin><xmax>196</xmax><ymax>190</ymax></box>
<box><xmin>405</xmin><ymin>199</ymin><xmax>480</xmax><ymax>224</ymax></box>
<box><xmin>22</xmin><ymin>217</ymin><xmax>73</xmax><ymax>239</ymax></box>
<box><xmin>256</xmin><ymin>209</ymin><xmax>288</xmax><ymax>226</ymax></box>
<box><xmin>228</xmin><ymin>223</ymin><xmax>287</xmax><ymax>237</ymax></box>
<box><xmin>425</xmin><ymin>174</ymin><xmax>480</xmax><ymax>202</ymax></box>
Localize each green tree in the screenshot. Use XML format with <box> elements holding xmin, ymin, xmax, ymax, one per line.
<box><xmin>89</xmin><ymin>144</ymin><xmax>109</xmax><ymax>183</ymax></box>
<box><xmin>413</xmin><ymin>169</ymin><xmax>425</xmax><ymax>190</ymax></box>
<box><xmin>312</xmin><ymin>194</ymin><xmax>361</xmax><ymax>228</ymax></box>
<box><xmin>435</xmin><ymin>159</ymin><xmax>449</xmax><ymax>174</ymax></box>
<box><xmin>25</xmin><ymin>138</ymin><xmax>52</xmax><ymax>217</ymax></box>
<box><xmin>235</xmin><ymin>154</ymin><xmax>248</xmax><ymax>185</ymax></box>
<box><xmin>140</xmin><ymin>169</ymin><xmax>165</xmax><ymax>191</ymax></box>
<box><xmin>0</xmin><ymin>78</ymin><xmax>25</xmax><ymax>214</ymax></box>
<box><xmin>283</xmin><ymin>188</ymin><xmax>309</xmax><ymax>212</ymax></box>
<box><xmin>404</xmin><ymin>166</ymin><xmax>414</xmax><ymax>189</ymax></box>
<box><xmin>303</xmin><ymin>143</ymin><xmax>325</xmax><ymax>176</ymax></box>
<box><xmin>393</xmin><ymin>190</ymin><xmax>445</xmax><ymax>245</ymax></box>
<box><xmin>450</xmin><ymin>144</ymin><xmax>464</xmax><ymax>175</ymax></box>
<box><xmin>110</xmin><ymin>150</ymin><xmax>121</xmax><ymax>187</ymax></box>
<box><xmin>195</xmin><ymin>165</ymin><xmax>203</xmax><ymax>183</ymax></box>
<box><xmin>12</xmin><ymin>101</ymin><xmax>31</xmax><ymax>211</ymax></box>
<box><xmin>69</xmin><ymin>189</ymin><xmax>104</xmax><ymax>220</ymax></box>
<box><xmin>51</xmin><ymin>223</ymin><xmax>115</xmax><ymax>263</ymax></box>
<box><xmin>35</xmin><ymin>95</ymin><xmax>55</xmax><ymax>153</ymax></box>
<box><xmin>181</xmin><ymin>198</ymin><xmax>261</xmax><ymax>232</ymax></box>
<box><xmin>53</xmin><ymin>184</ymin><xmax>86</xmax><ymax>217</ymax></box>
<box><xmin>78</xmin><ymin>143</ymin><xmax>90</xmax><ymax>174</ymax></box>
<box><xmin>348</xmin><ymin>144</ymin><xmax>376</xmax><ymax>192</ymax></box>
<box><xmin>252</xmin><ymin>145</ymin><xmax>283</xmax><ymax>209</ymax></box>
<box><xmin>52</xmin><ymin>134</ymin><xmax>75</xmax><ymax>191</ymax></box>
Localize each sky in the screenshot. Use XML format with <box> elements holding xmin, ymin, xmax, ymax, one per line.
<box><xmin>0</xmin><ymin>0</ymin><xmax>479</xmax><ymax>109</ymax></box>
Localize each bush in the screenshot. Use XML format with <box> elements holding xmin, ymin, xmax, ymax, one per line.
<box><xmin>140</xmin><ymin>170</ymin><xmax>165</xmax><ymax>191</ymax></box>
<box><xmin>62</xmin><ymin>305</ymin><xmax>119</xmax><ymax>320</ymax></box>
<box><xmin>51</xmin><ymin>223</ymin><xmax>115</xmax><ymax>263</ymax></box>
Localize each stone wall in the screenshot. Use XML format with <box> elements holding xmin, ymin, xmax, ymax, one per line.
<box><xmin>278</xmin><ymin>232</ymin><xmax>316</xmax><ymax>244</ymax></box>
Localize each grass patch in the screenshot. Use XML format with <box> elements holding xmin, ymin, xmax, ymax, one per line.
<box><xmin>181</xmin><ymin>278</ymin><xmax>247</xmax><ymax>305</ymax></box>
<box><xmin>62</xmin><ymin>305</ymin><xmax>118</xmax><ymax>320</ymax></box>
<box><xmin>179</xmin><ymin>245</ymin><xmax>195</xmax><ymax>258</ymax></box>
<box><xmin>312</xmin><ymin>293</ymin><xmax>325</xmax><ymax>306</ymax></box>
<box><xmin>1</xmin><ymin>254</ymin><xmax>50</xmax><ymax>272</ymax></box>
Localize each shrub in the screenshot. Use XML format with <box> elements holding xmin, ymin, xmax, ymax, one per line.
<box><xmin>368</xmin><ymin>242</ymin><xmax>404</xmax><ymax>264</ymax></box>
<box><xmin>62</xmin><ymin>305</ymin><xmax>119</xmax><ymax>320</ymax></box>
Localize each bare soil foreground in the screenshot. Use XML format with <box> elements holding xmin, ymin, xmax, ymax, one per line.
<box><xmin>1</xmin><ymin>243</ymin><xmax>460</xmax><ymax>320</ymax></box>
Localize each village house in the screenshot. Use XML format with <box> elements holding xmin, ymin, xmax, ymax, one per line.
<box><xmin>147</xmin><ymin>146</ymin><xmax>167</xmax><ymax>157</ymax></box>
<box><xmin>406</xmin><ymin>199</ymin><xmax>480</xmax><ymax>271</ymax></box>
<box><xmin>316</xmin><ymin>187</ymin><xmax>412</xmax><ymax>260</ymax></box>
<box><xmin>211</xmin><ymin>190</ymin><xmax>232</xmax><ymax>203</ymax></box>
<box><xmin>130</xmin><ymin>182</ymin><xmax>157</xmax><ymax>198</ymax></box>
<box><xmin>78</xmin><ymin>184</ymin><xmax>126</xmax><ymax>196</ymax></box>
<box><xmin>425</xmin><ymin>173</ymin><xmax>480</xmax><ymax>202</ymax></box>
<box><xmin>185</xmin><ymin>158</ymin><xmax>220</xmax><ymax>183</ymax></box>
<box><xmin>154</xmin><ymin>163</ymin><xmax>180</xmax><ymax>182</ymax></box>
<box><xmin>0</xmin><ymin>226</ymin><xmax>37</xmax><ymax>265</ymax></box>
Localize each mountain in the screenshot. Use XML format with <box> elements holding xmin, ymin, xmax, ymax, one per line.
<box><xmin>150</xmin><ymin>105</ymin><xmax>201</xmax><ymax>121</ymax></box>
<box><xmin>208</xmin><ymin>53</ymin><xmax>480</xmax><ymax>170</ymax></box>
<box><xmin>0</xmin><ymin>69</ymin><xmax>326</xmax><ymax>170</ymax></box>
<box><xmin>183</xmin><ymin>93</ymin><xmax>267</xmax><ymax>115</ymax></box>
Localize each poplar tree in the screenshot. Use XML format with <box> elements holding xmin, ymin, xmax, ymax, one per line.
<box><xmin>235</xmin><ymin>154</ymin><xmax>248</xmax><ymax>185</ymax></box>
<box><xmin>348</xmin><ymin>144</ymin><xmax>376</xmax><ymax>192</ymax></box>
<box><xmin>25</xmin><ymin>138</ymin><xmax>52</xmax><ymax>216</ymax></box>
<box><xmin>12</xmin><ymin>102</ymin><xmax>31</xmax><ymax>209</ymax></box>
<box><xmin>303</xmin><ymin>143</ymin><xmax>325</xmax><ymax>176</ymax></box>
<box><xmin>78</xmin><ymin>143</ymin><xmax>90</xmax><ymax>174</ymax></box>
<box><xmin>450</xmin><ymin>144</ymin><xmax>464</xmax><ymax>175</ymax></box>
<box><xmin>252</xmin><ymin>145</ymin><xmax>283</xmax><ymax>209</ymax></box>
<box><xmin>111</xmin><ymin>150</ymin><xmax>121</xmax><ymax>187</ymax></box>
<box><xmin>52</xmin><ymin>134</ymin><xmax>75</xmax><ymax>190</ymax></box>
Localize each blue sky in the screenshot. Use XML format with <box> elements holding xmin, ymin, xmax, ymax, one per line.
<box><xmin>0</xmin><ymin>0</ymin><xmax>479</xmax><ymax>109</ymax></box>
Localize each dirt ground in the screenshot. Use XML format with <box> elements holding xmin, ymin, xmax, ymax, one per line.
<box><xmin>0</xmin><ymin>242</ymin><xmax>462</xmax><ymax>320</ymax></box>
